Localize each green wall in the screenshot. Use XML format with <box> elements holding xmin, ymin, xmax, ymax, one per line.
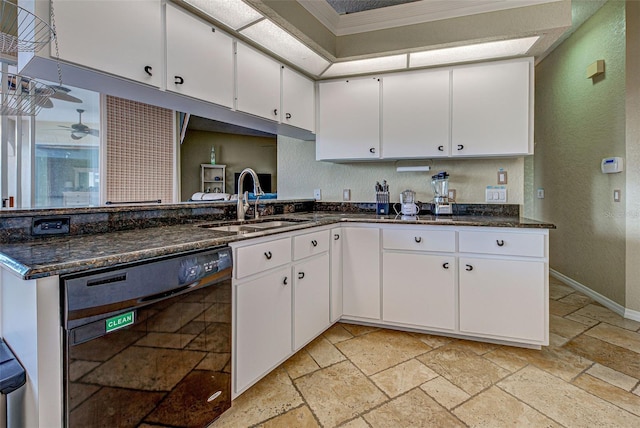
<box><xmin>532</xmin><ymin>0</ymin><xmax>626</xmax><ymax>304</ymax></box>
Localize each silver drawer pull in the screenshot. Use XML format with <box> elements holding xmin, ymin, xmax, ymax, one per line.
<box><xmin>415</xmin><ymin>237</ymin><xmax>422</xmax><ymax>243</ymax></box>
<box><xmin>264</xmin><ymin>251</ymin><xmax>272</xmax><ymax>260</ymax></box>
<box><xmin>207</xmin><ymin>391</ymin><xmax>222</xmax><ymax>402</ymax></box>
<box><xmin>496</xmin><ymin>240</ymin><xmax>505</xmax><ymax>247</ymax></box>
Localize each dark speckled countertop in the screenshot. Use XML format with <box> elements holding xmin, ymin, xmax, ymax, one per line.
<box><xmin>0</xmin><ymin>210</ymin><xmax>554</xmax><ymax>280</ymax></box>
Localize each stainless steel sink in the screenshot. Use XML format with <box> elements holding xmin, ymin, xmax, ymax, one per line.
<box><xmin>199</xmin><ymin>218</ymin><xmax>312</xmax><ymax>234</ymax></box>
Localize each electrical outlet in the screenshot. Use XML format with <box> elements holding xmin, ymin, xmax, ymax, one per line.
<box><xmin>537</xmin><ymin>188</ymin><xmax>545</xmax><ymax>199</ymax></box>
<box><xmin>314</xmin><ymin>189</ymin><xmax>322</xmax><ymax>200</ymax></box>
<box><xmin>343</xmin><ymin>189</ymin><xmax>351</xmax><ymax>201</ymax></box>
<box><xmin>498</xmin><ymin>170</ymin><xmax>508</xmax><ymax>185</ymax></box>
<box><xmin>448</xmin><ymin>189</ymin><xmax>456</xmax><ymax>201</ymax></box>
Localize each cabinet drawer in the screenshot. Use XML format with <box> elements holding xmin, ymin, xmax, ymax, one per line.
<box><xmin>294</xmin><ymin>230</ymin><xmax>329</xmax><ymax>260</ymax></box>
<box><xmin>458</xmin><ymin>230</ymin><xmax>544</xmax><ymax>257</ymax></box>
<box><xmin>235</xmin><ymin>238</ymin><xmax>292</xmax><ymax>279</ymax></box>
<box><xmin>383</xmin><ymin>229</ymin><xmax>455</xmax><ymax>252</ymax></box>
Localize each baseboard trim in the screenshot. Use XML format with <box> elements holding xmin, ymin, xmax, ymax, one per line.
<box><xmin>549</xmin><ymin>269</ymin><xmax>630</xmax><ymax>318</ymax></box>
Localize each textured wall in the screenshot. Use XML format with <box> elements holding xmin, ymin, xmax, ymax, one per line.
<box><xmin>531</xmin><ymin>0</ymin><xmax>626</xmax><ymax>304</ymax></box>
<box><xmin>626</xmin><ymin>1</ymin><xmax>640</xmax><ymax>312</ymax></box>
<box><xmin>180</xmin><ymin>131</ymin><xmax>277</xmax><ymax>200</ymax></box>
<box><xmin>277</xmin><ymin>135</ymin><xmax>524</xmax><ymax>205</ymax></box>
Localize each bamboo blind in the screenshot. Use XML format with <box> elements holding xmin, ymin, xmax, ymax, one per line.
<box><xmin>106</xmin><ymin>96</ymin><xmax>174</xmax><ymax>204</ymax></box>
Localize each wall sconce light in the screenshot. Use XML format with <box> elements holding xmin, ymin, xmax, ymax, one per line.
<box><xmin>586</xmin><ymin>60</ymin><xmax>605</xmax><ymax>79</ymax></box>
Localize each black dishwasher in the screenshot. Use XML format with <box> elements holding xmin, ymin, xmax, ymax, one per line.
<box><xmin>61</xmin><ymin>246</ymin><xmax>232</xmax><ymax>428</ymax></box>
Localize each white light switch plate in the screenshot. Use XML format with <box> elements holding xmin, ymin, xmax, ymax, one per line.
<box><xmin>486</xmin><ymin>188</ymin><xmax>507</xmax><ymax>203</ymax></box>
<box><xmin>314</xmin><ymin>189</ymin><xmax>322</xmax><ymax>200</ymax></box>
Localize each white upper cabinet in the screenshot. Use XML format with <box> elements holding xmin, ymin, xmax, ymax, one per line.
<box><xmin>382</xmin><ymin>69</ymin><xmax>451</xmax><ymax>158</ymax></box>
<box><xmin>236</xmin><ymin>43</ymin><xmax>281</xmax><ymax>121</ymax></box>
<box><xmin>282</xmin><ymin>67</ymin><xmax>315</xmax><ymax>132</ymax></box>
<box><xmin>317</xmin><ymin>77</ymin><xmax>381</xmax><ymax>161</ymax></box>
<box><xmin>452</xmin><ymin>59</ymin><xmax>532</xmax><ymax>157</ymax></box>
<box><xmin>165</xmin><ymin>4</ymin><xmax>234</xmax><ymax>108</ymax></box>
<box><xmin>53</xmin><ymin>0</ymin><xmax>162</xmax><ymax>87</ymax></box>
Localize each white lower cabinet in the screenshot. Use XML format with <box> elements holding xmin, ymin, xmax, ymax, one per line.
<box><xmin>234</xmin><ymin>266</ymin><xmax>291</xmax><ymax>395</ymax></box>
<box><xmin>294</xmin><ymin>254</ymin><xmax>330</xmax><ymax>349</ymax></box>
<box><xmin>383</xmin><ymin>252</ymin><xmax>456</xmax><ymax>330</ymax></box>
<box><xmin>459</xmin><ymin>257</ymin><xmax>546</xmax><ymax>342</ymax></box>
<box><xmin>342</xmin><ymin>227</ymin><xmax>381</xmax><ymax>320</ymax></box>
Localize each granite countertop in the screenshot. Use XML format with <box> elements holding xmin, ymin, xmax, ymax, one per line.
<box><xmin>0</xmin><ymin>212</ymin><xmax>554</xmax><ymax>280</ymax></box>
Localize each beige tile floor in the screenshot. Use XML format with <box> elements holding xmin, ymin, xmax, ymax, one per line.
<box><xmin>211</xmin><ymin>277</ymin><xmax>640</xmax><ymax>427</ymax></box>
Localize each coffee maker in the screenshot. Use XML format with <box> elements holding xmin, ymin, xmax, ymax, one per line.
<box><xmin>431</xmin><ymin>171</ymin><xmax>452</xmax><ymax>215</ymax></box>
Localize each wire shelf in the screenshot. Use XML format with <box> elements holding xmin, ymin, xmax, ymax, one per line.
<box><xmin>1</xmin><ymin>73</ymin><xmax>55</xmax><ymax>115</ymax></box>
<box><xmin>0</xmin><ymin>0</ymin><xmax>54</xmax><ymax>54</ymax></box>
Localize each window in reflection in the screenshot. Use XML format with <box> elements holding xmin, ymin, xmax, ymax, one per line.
<box><xmin>34</xmin><ymin>83</ymin><xmax>100</xmax><ymax>208</ymax></box>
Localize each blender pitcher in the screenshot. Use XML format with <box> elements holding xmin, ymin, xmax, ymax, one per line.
<box><xmin>431</xmin><ymin>172</ymin><xmax>449</xmax><ymax>203</ymax></box>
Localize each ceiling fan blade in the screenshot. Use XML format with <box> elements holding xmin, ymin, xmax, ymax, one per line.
<box><xmin>50</xmin><ymin>91</ymin><xmax>83</xmax><ymax>103</ymax></box>
<box><xmin>88</xmin><ymin>129</ymin><xmax>100</xmax><ymax>137</ymax></box>
<box><xmin>35</xmin><ymin>96</ymin><xmax>54</xmax><ymax>109</ymax></box>
<box><xmin>70</xmin><ymin>133</ymin><xmax>85</xmax><ymax>140</ymax></box>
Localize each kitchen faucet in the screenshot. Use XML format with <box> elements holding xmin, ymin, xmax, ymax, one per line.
<box><xmin>237</xmin><ymin>167</ymin><xmax>264</xmax><ymax>221</ymax></box>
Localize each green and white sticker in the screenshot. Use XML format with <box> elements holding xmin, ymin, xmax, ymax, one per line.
<box><xmin>106</xmin><ymin>311</ymin><xmax>135</xmax><ymax>333</ymax></box>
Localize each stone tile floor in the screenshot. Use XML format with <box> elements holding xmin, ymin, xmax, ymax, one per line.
<box><xmin>211</xmin><ymin>276</ymin><xmax>640</xmax><ymax>427</ymax></box>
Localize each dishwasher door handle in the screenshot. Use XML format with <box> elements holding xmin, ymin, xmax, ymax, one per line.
<box><xmin>138</xmin><ymin>281</ymin><xmax>200</xmax><ymax>304</ymax></box>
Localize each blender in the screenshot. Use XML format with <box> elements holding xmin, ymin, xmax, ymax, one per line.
<box><xmin>431</xmin><ymin>171</ymin><xmax>452</xmax><ymax>215</ymax></box>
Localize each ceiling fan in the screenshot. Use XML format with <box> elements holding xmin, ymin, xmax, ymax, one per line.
<box><xmin>59</xmin><ymin>109</ymin><xmax>99</xmax><ymax>140</ymax></box>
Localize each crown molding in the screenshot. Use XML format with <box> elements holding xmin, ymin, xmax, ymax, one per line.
<box><xmin>298</xmin><ymin>0</ymin><xmax>562</xmax><ymax>36</ymax></box>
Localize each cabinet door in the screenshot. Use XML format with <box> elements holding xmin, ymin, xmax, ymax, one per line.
<box><xmin>294</xmin><ymin>254</ymin><xmax>330</xmax><ymax>349</ymax></box>
<box><xmin>53</xmin><ymin>0</ymin><xmax>161</xmax><ymax>87</ymax></box>
<box><xmin>459</xmin><ymin>257</ymin><xmax>545</xmax><ymax>342</ymax></box>
<box><xmin>342</xmin><ymin>227</ymin><xmax>380</xmax><ymax>319</ymax></box>
<box><xmin>236</xmin><ymin>43</ymin><xmax>281</xmax><ymax>121</ymax></box>
<box><xmin>330</xmin><ymin>228</ymin><xmax>343</xmax><ymax>322</ymax></box>
<box><xmin>382</xmin><ymin>70</ymin><xmax>450</xmax><ymax>158</ymax></box>
<box><xmin>166</xmin><ymin>4</ymin><xmax>234</xmax><ymax>108</ymax></box>
<box><xmin>452</xmin><ymin>60</ymin><xmax>532</xmax><ymax>156</ymax></box>
<box><xmin>234</xmin><ymin>267</ymin><xmax>291</xmax><ymax>394</ymax></box>
<box><xmin>383</xmin><ymin>253</ymin><xmax>455</xmax><ymax>330</ymax></box>
<box><xmin>317</xmin><ymin>78</ymin><xmax>380</xmax><ymax>160</ymax></box>
<box><xmin>282</xmin><ymin>67</ymin><xmax>315</xmax><ymax>132</ymax></box>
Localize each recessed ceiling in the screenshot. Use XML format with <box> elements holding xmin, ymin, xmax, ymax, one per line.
<box><xmin>325</xmin><ymin>0</ymin><xmax>420</xmax><ymax>15</ymax></box>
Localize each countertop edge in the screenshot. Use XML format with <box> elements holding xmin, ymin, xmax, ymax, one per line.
<box><xmin>0</xmin><ymin>214</ymin><xmax>555</xmax><ymax>280</ymax></box>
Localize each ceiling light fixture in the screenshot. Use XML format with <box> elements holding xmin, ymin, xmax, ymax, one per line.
<box><xmin>182</xmin><ymin>0</ymin><xmax>263</xmax><ymax>30</ymax></box>
<box><xmin>321</xmin><ymin>54</ymin><xmax>407</xmax><ymax>78</ymax></box>
<box><xmin>409</xmin><ymin>36</ymin><xmax>539</xmax><ymax>68</ymax></box>
<box><xmin>240</xmin><ymin>19</ymin><xmax>331</xmax><ymax>76</ymax></box>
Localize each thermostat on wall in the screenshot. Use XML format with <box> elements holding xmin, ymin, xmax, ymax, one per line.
<box><xmin>601</xmin><ymin>157</ymin><xmax>624</xmax><ymax>174</ymax></box>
